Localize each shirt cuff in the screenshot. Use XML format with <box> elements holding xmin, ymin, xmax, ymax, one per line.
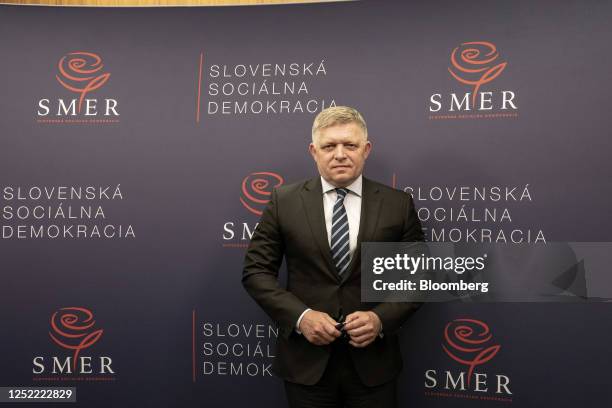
<box><xmin>295</xmin><ymin>308</ymin><xmax>311</xmax><ymax>334</ymax></box>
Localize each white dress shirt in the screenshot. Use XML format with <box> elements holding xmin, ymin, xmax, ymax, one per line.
<box><xmin>296</xmin><ymin>175</ymin><xmax>363</xmax><ymax>331</ymax></box>
<box><xmin>321</xmin><ymin>175</ymin><xmax>362</xmax><ymax>258</ymax></box>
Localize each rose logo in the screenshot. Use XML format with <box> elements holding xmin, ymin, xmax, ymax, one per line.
<box><xmin>240</xmin><ymin>172</ymin><xmax>284</xmax><ymax>216</ymax></box>
<box><xmin>56</xmin><ymin>51</ymin><xmax>110</xmax><ymax>113</ymax></box>
<box><xmin>442</xmin><ymin>318</ymin><xmax>500</xmax><ymax>385</ymax></box>
<box><xmin>49</xmin><ymin>307</ymin><xmax>104</xmax><ymax>371</ymax></box>
<box><xmin>448</xmin><ymin>41</ymin><xmax>507</xmax><ymax>106</ymax></box>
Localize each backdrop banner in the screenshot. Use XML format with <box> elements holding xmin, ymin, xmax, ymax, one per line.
<box><xmin>1</xmin><ymin>0</ymin><xmax>611</xmax><ymax>406</ymax></box>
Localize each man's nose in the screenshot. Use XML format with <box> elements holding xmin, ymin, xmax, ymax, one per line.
<box><xmin>333</xmin><ymin>145</ymin><xmax>346</xmax><ymax>159</ymax></box>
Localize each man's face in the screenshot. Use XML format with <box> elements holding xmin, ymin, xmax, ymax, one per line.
<box><xmin>309</xmin><ymin>122</ymin><xmax>372</xmax><ymax>188</ymax></box>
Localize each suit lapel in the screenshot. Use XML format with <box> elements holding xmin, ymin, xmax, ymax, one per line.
<box><xmin>300</xmin><ymin>177</ymin><xmax>340</xmax><ymax>282</ymax></box>
<box><xmin>341</xmin><ymin>177</ymin><xmax>383</xmax><ymax>283</ymax></box>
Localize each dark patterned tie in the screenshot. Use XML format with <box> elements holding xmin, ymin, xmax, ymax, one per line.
<box><xmin>330</xmin><ymin>188</ymin><xmax>351</xmax><ymax>275</ymax></box>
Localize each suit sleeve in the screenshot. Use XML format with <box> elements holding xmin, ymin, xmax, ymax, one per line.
<box><xmin>372</xmin><ymin>193</ymin><xmax>424</xmax><ymax>335</ymax></box>
<box><xmin>242</xmin><ymin>188</ymin><xmax>309</xmax><ymax>340</ymax></box>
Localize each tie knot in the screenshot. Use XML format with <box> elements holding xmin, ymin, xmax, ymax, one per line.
<box><xmin>335</xmin><ymin>188</ymin><xmax>348</xmax><ymax>200</ymax></box>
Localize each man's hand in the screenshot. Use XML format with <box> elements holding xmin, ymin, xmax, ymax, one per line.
<box><xmin>344</xmin><ymin>311</ymin><xmax>382</xmax><ymax>348</ymax></box>
<box><xmin>298</xmin><ymin>310</ymin><xmax>341</xmax><ymax>345</ymax></box>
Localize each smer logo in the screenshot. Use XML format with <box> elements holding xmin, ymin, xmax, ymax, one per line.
<box><xmin>424</xmin><ymin>318</ymin><xmax>512</xmax><ymax>401</ymax></box>
<box><xmin>442</xmin><ymin>318</ymin><xmax>500</xmax><ymax>386</ymax></box>
<box><xmin>240</xmin><ymin>172</ymin><xmax>284</xmax><ymax>216</ymax></box>
<box><xmin>222</xmin><ymin>172</ymin><xmax>284</xmax><ymax>247</ymax></box>
<box><xmin>448</xmin><ymin>42</ymin><xmax>507</xmax><ymax>108</ymax></box>
<box><xmin>37</xmin><ymin>51</ymin><xmax>119</xmax><ymax>123</ymax></box>
<box><xmin>429</xmin><ymin>41</ymin><xmax>518</xmax><ymax>119</ymax></box>
<box><xmin>56</xmin><ymin>52</ymin><xmax>111</xmax><ymax>114</ymax></box>
<box><xmin>32</xmin><ymin>307</ymin><xmax>115</xmax><ymax>378</ymax></box>
<box><xmin>49</xmin><ymin>307</ymin><xmax>104</xmax><ymax>372</ymax></box>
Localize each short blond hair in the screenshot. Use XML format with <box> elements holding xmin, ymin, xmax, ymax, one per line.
<box><xmin>311</xmin><ymin>106</ymin><xmax>368</xmax><ymax>143</ymax></box>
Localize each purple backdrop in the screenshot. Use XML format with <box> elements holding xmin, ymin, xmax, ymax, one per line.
<box><xmin>1</xmin><ymin>0</ymin><xmax>611</xmax><ymax>406</ymax></box>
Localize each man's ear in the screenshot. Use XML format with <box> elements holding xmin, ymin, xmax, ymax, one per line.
<box><xmin>364</xmin><ymin>141</ymin><xmax>372</xmax><ymax>158</ymax></box>
<box><xmin>309</xmin><ymin>143</ymin><xmax>316</xmax><ymax>159</ymax></box>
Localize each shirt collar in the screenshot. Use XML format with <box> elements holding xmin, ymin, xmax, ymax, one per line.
<box><xmin>321</xmin><ymin>175</ymin><xmax>363</xmax><ymax>197</ymax></box>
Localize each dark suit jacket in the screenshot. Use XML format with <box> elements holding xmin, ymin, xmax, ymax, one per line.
<box><xmin>242</xmin><ymin>176</ymin><xmax>424</xmax><ymax>386</ymax></box>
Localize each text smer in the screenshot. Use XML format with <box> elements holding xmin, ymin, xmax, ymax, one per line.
<box><xmin>425</xmin><ymin>369</ymin><xmax>512</xmax><ymax>395</ymax></box>
<box><xmin>429</xmin><ymin>91</ymin><xmax>517</xmax><ymax>112</ymax></box>
<box><xmin>37</xmin><ymin>99</ymin><xmax>119</xmax><ymax>116</ymax></box>
<box><xmin>32</xmin><ymin>356</ymin><xmax>114</xmax><ymax>374</ymax></box>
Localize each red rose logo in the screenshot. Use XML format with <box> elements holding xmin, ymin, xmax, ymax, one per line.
<box><xmin>56</xmin><ymin>51</ymin><xmax>110</xmax><ymax>113</ymax></box>
<box><xmin>442</xmin><ymin>318</ymin><xmax>500</xmax><ymax>385</ymax></box>
<box><xmin>448</xmin><ymin>41</ymin><xmax>507</xmax><ymax>106</ymax></box>
<box><xmin>240</xmin><ymin>172</ymin><xmax>284</xmax><ymax>216</ymax></box>
<box><xmin>49</xmin><ymin>307</ymin><xmax>104</xmax><ymax>371</ymax></box>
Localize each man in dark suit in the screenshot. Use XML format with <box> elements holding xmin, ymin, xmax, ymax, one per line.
<box><xmin>242</xmin><ymin>106</ymin><xmax>424</xmax><ymax>408</ymax></box>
